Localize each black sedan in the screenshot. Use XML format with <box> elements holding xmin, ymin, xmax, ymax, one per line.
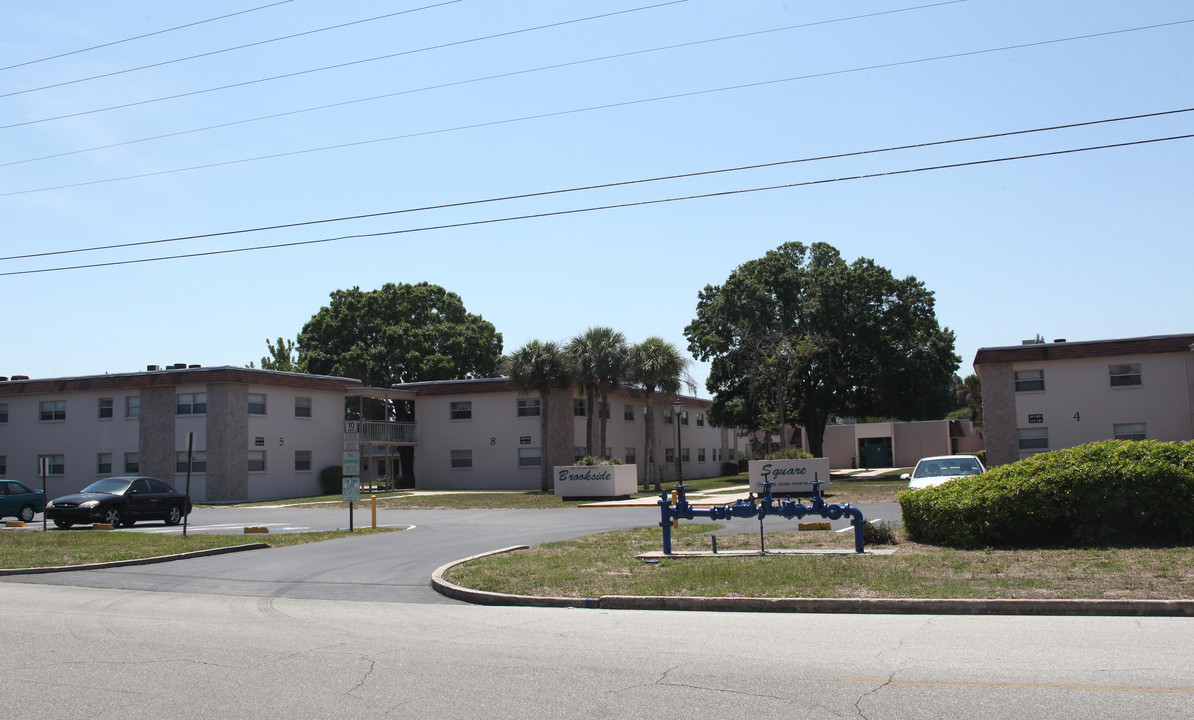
<box><xmin>44</xmin><ymin>476</ymin><xmax>192</xmax><ymax>529</ymax></box>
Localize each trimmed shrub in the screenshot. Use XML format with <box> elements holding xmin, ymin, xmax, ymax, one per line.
<box><xmin>319</xmin><ymin>465</ymin><xmax>344</xmax><ymax>496</ymax></box>
<box><xmin>722</xmin><ymin>462</ymin><xmax>744</xmax><ymax>476</ymax></box>
<box><xmin>898</xmin><ymin>440</ymin><xmax>1194</xmax><ymax>548</ymax></box>
<box><xmin>765</xmin><ymin>447</ymin><xmax>813</xmax><ymax>460</ymax></box>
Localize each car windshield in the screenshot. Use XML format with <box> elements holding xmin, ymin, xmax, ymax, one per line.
<box><xmin>79</xmin><ymin>478</ymin><xmax>133</xmax><ymax>495</ymax></box>
<box><xmin>913</xmin><ymin>458</ymin><xmax>982</xmax><ymax>479</ymax></box>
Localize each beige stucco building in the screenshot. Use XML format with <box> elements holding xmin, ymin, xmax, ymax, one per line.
<box><xmin>1</xmin><ymin>366</ymin><xmax>740</xmax><ymax>502</ymax></box>
<box><xmin>974</xmin><ymin>334</ymin><xmax>1194</xmax><ymax>466</ymax></box>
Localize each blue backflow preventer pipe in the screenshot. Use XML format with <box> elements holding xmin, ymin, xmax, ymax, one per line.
<box><xmin>657</xmin><ymin>474</ymin><xmax>866</xmax><ymax>554</ymax></box>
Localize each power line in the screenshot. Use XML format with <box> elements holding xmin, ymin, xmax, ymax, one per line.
<box><xmin>0</xmin><ymin>1</ymin><xmax>965</xmax><ymax>169</ymax></box>
<box><xmin>3</xmin><ymin>133</ymin><xmax>1190</xmax><ymax>277</ymax></box>
<box><xmin>3</xmin><ymin>106</ymin><xmax>1189</xmax><ymax>263</ymax></box>
<box><xmin>0</xmin><ymin>1</ymin><xmax>687</xmax><ymax>131</ymax></box>
<box><xmin>4</xmin><ymin>17</ymin><xmax>1191</xmax><ymax>199</ymax></box>
<box><xmin>0</xmin><ymin>2</ymin><xmax>463</xmax><ymax>99</ymax></box>
<box><xmin>0</xmin><ymin>1</ymin><xmax>295</xmax><ymax>73</ymax></box>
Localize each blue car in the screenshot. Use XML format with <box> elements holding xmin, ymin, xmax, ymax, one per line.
<box><xmin>0</xmin><ymin>480</ymin><xmax>45</xmax><ymax>523</ymax></box>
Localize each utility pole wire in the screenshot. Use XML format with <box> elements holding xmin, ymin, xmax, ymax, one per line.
<box><xmin>0</xmin><ymin>1</ymin><xmax>686</xmax><ymax>131</ymax></box>
<box><xmin>3</xmin><ymin>133</ymin><xmax>1190</xmax><ymax>277</ymax></box>
<box><xmin>0</xmin><ymin>1</ymin><xmax>964</xmax><ymax>169</ymax></box>
<box><xmin>0</xmin><ymin>2</ymin><xmax>463</xmax><ymax>99</ymax></box>
<box><xmin>0</xmin><ymin>1</ymin><xmax>296</xmax><ymax>73</ymax></box>
<box><xmin>4</xmin><ymin>106</ymin><xmax>1189</xmax><ymax>263</ymax></box>
<box><xmin>3</xmin><ymin>17</ymin><xmax>1189</xmax><ymax>197</ymax></box>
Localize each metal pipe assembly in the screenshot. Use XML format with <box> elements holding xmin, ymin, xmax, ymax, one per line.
<box><xmin>657</xmin><ymin>478</ymin><xmax>867</xmax><ymax>555</ymax></box>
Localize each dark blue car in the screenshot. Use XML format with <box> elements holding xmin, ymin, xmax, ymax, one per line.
<box><xmin>0</xmin><ymin>480</ymin><xmax>44</xmax><ymax>523</ymax></box>
<box><xmin>44</xmin><ymin>476</ymin><xmax>192</xmax><ymax>529</ymax></box>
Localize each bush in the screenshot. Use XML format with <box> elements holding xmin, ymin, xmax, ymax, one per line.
<box><xmin>898</xmin><ymin>440</ymin><xmax>1194</xmax><ymax>548</ymax></box>
<box><xmin>722</xmin><ymin>461</ymin><xmax>745</xmax><ymax>476</ymax></box>
<box><xmin>863</xmin><ymin>520</ymin><xmax>899</xmax><ymax>546</ymax></box>
<box><xmin>765</xmin><ymin>447</ymin><xmax>813</xmax><ymax>460</ymax></box>
<box><xmin>576</xmin><ymin>456</ymin><xmax>621</xmax><ymax>466</ymax></box>
<box><xmin>319</xmin><ymin>465</ymin><xmax>344</xmax><ymax>496</ymax></box>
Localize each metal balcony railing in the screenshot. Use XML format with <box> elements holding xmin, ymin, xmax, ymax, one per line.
<box><xmin>359</xmin><ymin>420</ymin><xmax>416</xmax><ymax>444</ymax></box>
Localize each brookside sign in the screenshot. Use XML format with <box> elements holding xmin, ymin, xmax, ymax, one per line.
<box><xmin>553</xmin><ymin>464</ymin><xmax>637</xmax><ymax>499</ymax></box>
<box><xmin>749</xmin><ymin>458</ymin><xmax>831</xmax><ymax>493</ymax></box>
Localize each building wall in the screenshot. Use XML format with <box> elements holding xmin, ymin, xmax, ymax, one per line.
<box><xmin>975</xmin><ymin>336</ymin><xmax>1194</xmax><ymax>466</ymax></box>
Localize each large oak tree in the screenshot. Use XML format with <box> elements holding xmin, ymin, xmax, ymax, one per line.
<box><xmin>684</xmin><ymin>242</ymin><xmax>959</xmax><ymax>458</ymax></box>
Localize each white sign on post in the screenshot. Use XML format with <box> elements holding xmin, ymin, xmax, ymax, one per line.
<box><xmin>749</xmin><ymin>458</ymin><xmax>832</xmax><ymax>493</ymax></box>
<box><xmin>343</xmin><ymin>421</ymin><xmax>361</xmax><ymax>503</ymax></box>
<box><xmin>342</xmin><ymin>476</ymin><xmax>361</xmax><ymax>503</ymax></box>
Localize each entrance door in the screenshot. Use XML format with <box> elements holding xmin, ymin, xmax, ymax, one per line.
<box><xmin>858</xmin><ymin>437</ymin><xmax>893</xmax><ymax>468</ymax></box>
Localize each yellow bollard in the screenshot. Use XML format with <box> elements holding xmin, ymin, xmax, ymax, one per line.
<box><xmin>371</xmin><ymin>494</ymin><xmax>377</xmax><ymax>529</ymax></box>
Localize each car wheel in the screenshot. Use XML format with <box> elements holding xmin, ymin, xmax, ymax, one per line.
<box><xmin>164</xmin><ymin>505</ymin><xmax>182</xmax><ymax>526</ymax></box>
<box><xmin>18</xmin><ymin>505</ymin><xmax>36</xmax><ymax>523</ymax></box>
<box><xmin>102</xmin><ymin>507</ymin><xmax>123</xmax><ymax>528</ymax></box>
<box><xmin>53</xmin><ymin>520</ymin><xmax>73</xmax><ymax>529</ymax></box>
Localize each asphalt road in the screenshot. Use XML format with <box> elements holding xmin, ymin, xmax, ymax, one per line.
<box><xmin>2</xmin><ymin>502</ymin><xmax>899</xmax><ymax>602</ymax></box>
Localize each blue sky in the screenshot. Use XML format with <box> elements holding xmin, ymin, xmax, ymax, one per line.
<box><xmin>2</xmin><ymin>0</ymin><xmax>1191</xmax><ymax>394</ymax></box>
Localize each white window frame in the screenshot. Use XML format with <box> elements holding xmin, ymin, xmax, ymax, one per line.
<box><xmin>294</xmin><ymin>397</ymin><xmax>312</xmax><ymax>418</ymax></box>
<box><xmin>451</xmin><ymin>450</ymin><xmax>473</xmax><ymax>469</ymax></box>
<box><xmin>176</xmin><ymin>451</ymin><xmax>206</xmax><ymax>473</ymax></box>
<box><xmin>248</xmin><ymin>450</ymin><xmax>266</xmax><ymax>472</ymax></box>
<box><xmin>177</xmin><ymin>393</ymin><xmax>207</xmax><ymax>415</ymax></box>
<box><xmin>518</xmin><ymin>448</ymin><xmax>541</xmax><ymax>468</ymax></box>
<box><xmin>126</xmin><ymin>396</ymin><xmax>140</xmax><ymax>418</ymax></box>
<box><xmin>517</xmin><ymin>398</ymin><xmax>540</xmax><ymax>418</ymax></box>
<box><xmin>623</xmin><ymin>404</ymin><xmax>636</xmax><ymax>422</ymax></box>
<box><xmin>0</xmin><ymin>402</ymin><xmax>7</xmax><ymax>424</ymax></box>
<box><xmin>38</xmin><ymin>454</ymin><xmax>65</xmax><ymax>476</ymax></box>
<box><xmin>450</xmin><ymin>401</ymin><xmax>472</xmax><ymax>421</ymax></box>
<box><xmin>248</xmin><ymin>393</ymin><xmax>267</xmax><ymax>416</ymax></box>
<box><xmin>625</xmin><ymin>447</ymin><xmax>636</xmax><ymax>465</ymax></box>
<box><xmin>0</xmin><ymin>455</ymin><xmax>7</xmax><ymax>476</ymax></box>
<box><xmin>124</xmin><ymin>452</ymin><xmax>140</xmax><ymax>474</ymax></box>
<box><xmin>1014</xmin><ymin>370</ymin><xmax>1045</xmax><ymax>392</ymax></box>
<box><xmin>98</xmin><ymin>397</ymin><xmax>113</xmax><ymax>419</ymax></box>
<box><xmin>97</xmin><ymin>453</ymin><xmax>112</xmax><ymax>475</ymax></box>
<box><xmin>39</xmin><ymin>400</ymin><xmax>66</xmax><ymax>422</ymax></box>
<box><xmin>1113</xmin><ymin>423</ymin><xmax>1146</xmax><ymax>441</ymax></box>
<box><xmin>295</xmin><ymin>450</ymin><xmax>312</xmax><ymax>472</ymax></box>
<box><xmin>1109</xmin><ymin>363</ymin><xmax>1142</xmax><ymax>387</ymax></box>
<box><xmin>1018</xmin><ymin>427</ymin><xmax>1049</xmax><ymax>452</ymax></box>
<box><xmin>573</xmin><ymin>398</ymin><xmax>586</xmax><ymax>417</ymax></box>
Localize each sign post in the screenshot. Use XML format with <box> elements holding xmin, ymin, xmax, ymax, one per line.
<box><xmin>40</xmin><ymin>457</ymin><xmax>49</xmax><ymax>532</ymax></box>
<box><xmin>342</xmin><ymin>421</ymin><xmax>361</xmax><ymax>531</ymax></box>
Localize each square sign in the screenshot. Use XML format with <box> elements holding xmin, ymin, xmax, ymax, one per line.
<box><xmin>342</xmin><ymin>476</ymin><xmax>360</xmax><ymax>503</ymax></box>
<box><xmin>749</xmin><ymin>458</ymin><xmax>832</xmax><ymax>493</ymax></box>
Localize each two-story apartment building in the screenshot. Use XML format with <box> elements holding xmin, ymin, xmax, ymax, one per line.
<box><xmin>974</xmin><ymin>334</ymin><xmax>1194</xmax><ymax>466</ymax></box>
<box><xmin>1</xmin><ymin>366</ymin><xmax>739</xmax><ymax>502</ymax></box>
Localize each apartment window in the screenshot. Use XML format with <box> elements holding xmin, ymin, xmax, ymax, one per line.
<box><xmin>698</xmin><ymin>448</ymin><xmax>706</xmax><ymax>463</ymax></box>
<box><xmin>728</xmin><ymin>449</ymin><xmax>736</xmax><ymax>461</ymax></box>
<box><xmin>573</xmin><ymin>447</ymin><xmax>586</xmax><ymax>463</ymax></box>
<box><xmin>294</xmin><ymin>397</ymin><xmax>312</xmax><ymax>418</ymax></box>
<box><xmin>177</xmin><ymin>393</ymin><xmax>207</xmax><ymax>415</ymax></box>
<box><xmin>682</xmin><ymin>448</ymin><xmax>690</xmax><ymax>463</ymax></box>
<box><xmin>39</xmin><ymin>400</ymin><xmax>66</xmax><ymax>422</ymax></box>
<box><xmin>680</xmin><ymin>411</ymin><xmax>689</xmax><ymax>426</ymax></box>
<box><xmin>451</xmin><ymin>450</ymin><xmax>472</xmax><ymax>469</ymax></box>
<box><xmin>573</xmin><ymin>398</ymin><xmax>586</xmax><ymax>417</ymax></box>
<box><xmin>0</xmin><ymin>402</ymin><xmax>7</xmax><ymax>423</ymax></box>
<box><xmin>295</xmin><ymin>451</ymin><xmax>312</xmax><ymax>472</ymax></box>
<box><xmin>248</xmin><ymin>451</ymin><xmax>266</xmax><ymax>472</ymax></box>
<box><xmin>1018</xmin><ymin>428</ymin><xmax>1049</xmax><ymax>452</ymax></box>
<box><xmin>450</xmin><ymin>401</ymin><xmax>472</xmax><ymax>420</ymax></box>
<box><xmin>517</xmin><ymin>398</ymin><xmax>540</xmax><ymax>417</ymax></box>
<box><xmin>124</xmin><ymin>452</ymin><xmax>140</xmax><ymax>474</ymax></box>
<box><xmin>664</xmin><ymin>409</ymin><xmax>674</xmax><ymax>424</ymax></box>
<box><xmin>0</xmin><ymin>455</ymin><xmax>7</xmax><ymax>476</ymax></box>
<box><xmin>248</xmin><ymin>393</ymin><xmax>267</xmax><ymax>415</ymax></box>
<box><xmin>625</xmin><ymin>448</ymin><xmax>636</xmax><ymax>465</ymax></box>
<box><xmin>1014</xmin><ymin>370</ymin><xmax>1044</xmax><ymax>392</ymax></box>
<box><xmin>696</xmin><ymin>413</ymin><xmax>705</xmax><ymax>427</ymax></box>
<box><xmin>623</xmin><ymin>404</ymin><xmax>636</xmax><ymax>421</ymax></box>
<box><xmin>665</xmin><ymin>448</ymin><xmax>675</xmax><ymax>463</ymax></box>
<box><xmin>1109</xmin><ymin>363</ymin><xmax>1142</xmax><ymax>387</ymax></box>
<box><xmin>38</xmin><ymin>454</ymin><xmax>65</xmax><ymax>476</ymax></box>
<box><xmin>1114</xmin><ymin>423</ymin><xmax>1147</xmax><ymax>441</ymax></box>
<box><xmin>176</xmin><ymin>451</ymin><xmax>206</xmax><ymax>473</ymax></box>
<box><xmin>126</xmin><ymin>396</ymin><xmax>140</xmax><ymax>418</ymax></box>
<box><xmin>97</xmin><ymin>453</ymin><xmax>112</xmax><ymax>475</ymax></box>
<box><xmin>518</xmin><ymin>448</ymin><xmax>541</xmax><ymax>468</ymax></box>
<box><xmin>98</xmin><ymin>398</ymin><xmax>113</xmax><ymax>419</ymax></box>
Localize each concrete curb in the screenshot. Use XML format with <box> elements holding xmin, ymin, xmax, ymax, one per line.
<box><xmin>431</xmin><ymin>547</ymin><xmax>1194</xmax><ymax>617</ymax></box>
<box><xmin>0</xmin><ymin>543</ymin><xmax>271</xmax><ymax>576</ymax></box>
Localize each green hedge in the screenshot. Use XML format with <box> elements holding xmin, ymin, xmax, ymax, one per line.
<box><xmin>898</xmin><ymin>440</ymin><xmax>1194</xmax><ymax>548</ymax></box>
<box><xmin>319</xmin><ymin>465</ymin><xmax>344</xmax><ymax>496</ymax></box>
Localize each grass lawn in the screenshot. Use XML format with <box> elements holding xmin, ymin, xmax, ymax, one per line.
<box><xmin>0</xmin><ymin>528</ymin><xmax>396</xmax><ymax>570</ymax></box>
<box><xmin>444</xmin><ymin>525</ymin><xmax>1194</xmax><ymax>600</ymax></box>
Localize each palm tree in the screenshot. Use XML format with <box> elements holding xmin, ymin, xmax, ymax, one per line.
<box><xmin>567</xmin><ymin>327</ymin><xmax>627</xmax><ymax>459</ymax></box>
<box><xmin>505</xmin><ymin>340</ymin><xmax>572</xmax><ymax>492</ymax></box>
<box><xmin>626</xmin><ymin>337</ymin><xmax>687</xmax><ymax>491</ymax></box>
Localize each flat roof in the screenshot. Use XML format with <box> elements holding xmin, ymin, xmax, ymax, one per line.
<box><xmin>973</xmin><ymin>333</ymin><xmax>1194</xmax><ymax>366</ymax></box>
<box><xmin>0</xmin><ymin>366</ymin><xmax>362</xmax><ymax>396</ymax></box>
